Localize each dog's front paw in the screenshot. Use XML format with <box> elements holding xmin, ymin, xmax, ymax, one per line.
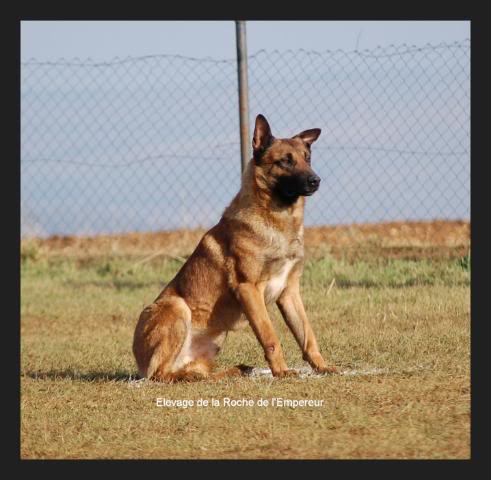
<box><xmin>273</xmin><ymin>368</ymin><xmax>298</xmax><ymax>378</ymax></box>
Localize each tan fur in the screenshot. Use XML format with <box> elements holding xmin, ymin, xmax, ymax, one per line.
<box><xmin>132</xmin><ymin>115</ymin><xmax>337</xmax><ymax>381</ymax></box>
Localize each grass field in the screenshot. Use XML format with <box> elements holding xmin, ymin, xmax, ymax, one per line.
<box><xmin>20</xmin><ymin>222</ymin><xmax>470</xmax><ymax>459</ymax></box>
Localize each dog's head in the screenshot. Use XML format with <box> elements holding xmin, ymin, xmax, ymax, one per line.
<box><xmin>252</xmin><ymin>114</ymin><xmax>322</xmax><ymax>205</ymax></box>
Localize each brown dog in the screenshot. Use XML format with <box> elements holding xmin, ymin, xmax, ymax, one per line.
<box><xmin>133</xmin><ymin>114</ymin><xmax>336</xmax><ymax>381</ymax></box>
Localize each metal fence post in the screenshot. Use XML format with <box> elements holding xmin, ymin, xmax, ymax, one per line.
<box><xmin>235</xmin><ymin>20</ymin><xmax>250</xmax><ymax>177</ymax></box>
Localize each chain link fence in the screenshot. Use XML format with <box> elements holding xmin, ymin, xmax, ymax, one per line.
<box><xmin>21</xmin><ymin>39</ymin><xmax>470</xmax><ymax>256</ymax></box>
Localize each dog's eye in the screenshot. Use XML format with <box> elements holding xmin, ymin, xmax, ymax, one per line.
<box><xmin>284</xmin><ymin>155</ymin><xmax>295</xmax><ymax>167</ymax></box>
<box><xmin>274</xmin><ymin>155</ymin><xmax>295</xmax><ymax>168</ymax></box>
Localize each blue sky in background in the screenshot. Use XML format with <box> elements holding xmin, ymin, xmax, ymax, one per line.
<box><xmin>21</xmin><ymin>21</ymin><xmax>469</xmax><ymax>60</ymax></box>
<box><xmin>20</xmin><ymin>21</ymin><xmax>470</xmax><ymax>237</ymax></box>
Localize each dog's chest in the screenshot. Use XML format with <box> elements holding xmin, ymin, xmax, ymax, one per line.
<box><xmin>264</xmin><ymin>259</ymin><xmax>297</xmax><ymax>303</ymax></box>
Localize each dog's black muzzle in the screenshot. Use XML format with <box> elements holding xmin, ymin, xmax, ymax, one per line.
<box><xmin>303</xmin><ymin>174</ymin><xmax>321</xmax><ymax>195</ymax></box>
<box><xmin>275</xmin><ymin>172</ymin><xmax>321</xmax><ymax>200</ymax></box>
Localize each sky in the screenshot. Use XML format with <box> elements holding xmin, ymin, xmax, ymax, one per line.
<box><xmin>20</xmin><ymin>21</ymin><xmax>470</xmax><ymax>237</ymax></box>
<box><xmin>21</xmin><ymin>21</ymin><xmax>469</xmax><ymax>61</ymax></box>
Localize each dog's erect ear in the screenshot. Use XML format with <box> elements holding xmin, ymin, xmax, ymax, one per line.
<box><xmin>252</xmin><ymin>114</ymin><xmax>274</xmax><ymax>152</ymax></box>
<box><xmin>293</xmin><ymin>128</ymin><xmax>321</xmax><ymax>147</ymax></box>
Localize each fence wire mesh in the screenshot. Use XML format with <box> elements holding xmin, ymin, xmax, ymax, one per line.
<box><xmin>21</xmin><ymin>39</ymin><xmax>470</xmax><ymax>256</ymax></box>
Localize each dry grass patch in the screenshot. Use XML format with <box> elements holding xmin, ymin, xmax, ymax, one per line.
<box><xmin>20</xmin><ymin>239</ymin><xmax>470</xmax><ymax>459</ymax></box>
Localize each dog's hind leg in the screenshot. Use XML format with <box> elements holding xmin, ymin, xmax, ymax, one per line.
<box><xmin>134</xmin><ymin>297</ymin><xmax>252</xmax><ymax>383</ymax></box>
<box><xmin>132</xmin><ymin>296</ymin><xmax>192</xmax><ymax>381</ymax></box>
<box><xmin>165</xmin><ymin>357</ymin><xmax>214</xmax><ymax>382</ymax></box>
<box><xmin>209</xmin><ymin>364</ymin><xmax>254</xmax><ymax>381</ymax></box>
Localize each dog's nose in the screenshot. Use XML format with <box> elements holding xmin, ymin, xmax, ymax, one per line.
<box><xmin>308</xmin><ymin>175</ymin><xmax>321</xmax><ymax>188</ymax></box>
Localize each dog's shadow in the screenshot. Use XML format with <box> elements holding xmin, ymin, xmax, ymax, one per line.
<box><xmin>23</xmin><ymin>368</ymin><xmax>137</xmax><ymax>383</ymax></box>
<box><xmin>23</xmin><ymin>366</ymin><xmax>258</xmax><ymax>383</ymax></box>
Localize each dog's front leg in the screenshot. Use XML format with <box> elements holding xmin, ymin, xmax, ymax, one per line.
<box><xmin>276</xmin><ymin>276</ymin><xmax>337</xmax><ymax>374</ymax></box>
<box><xmin>236</xmin><ymin>283</ymin><xmax>291</xmax><ymax>377</ymax></box>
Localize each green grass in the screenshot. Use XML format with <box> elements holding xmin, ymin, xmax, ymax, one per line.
<box><xmin>20</xmin><ymin>252</ymin><xmax>470</xmax><ymax>459</ymax></box>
